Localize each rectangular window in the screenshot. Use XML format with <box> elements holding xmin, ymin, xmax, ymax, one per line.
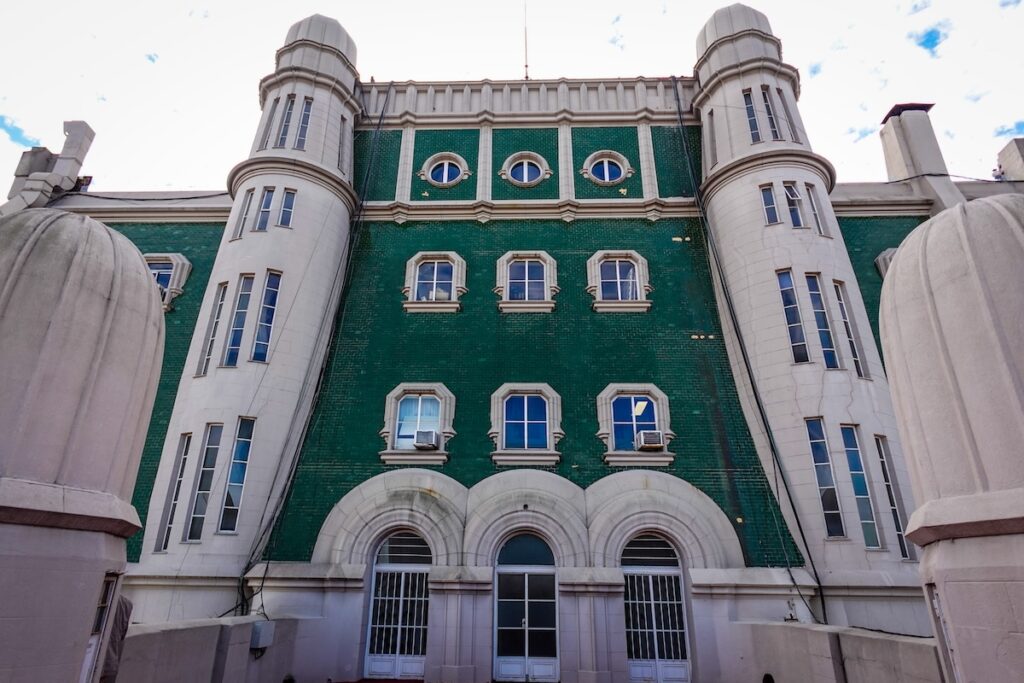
<box><xmin>156</xmin><ymin>433</ymin><xmax>192</xmax><ymax>551</ymax></box>
<box><xmin>777</xmin><ymin>87</ymin><xmax>800</xmax><ymax>143</ymax></box>
<box><xmin>219</xmin><ymin>417</ymin><xmax>255</xmax><ymax>533</ymax></box>
<box><xmin>806</xmin><ymin>418</ymin><xmax>845</xmax><ymax>537</ymax></box>
<box><xmin>337</xmin><ymin>115</ymin><xmax>347</xmax><ymax>171</ymax></box>
<box><xmin>232</xmin><ymin>189</ymin><xmax>254</xmax><ymax>239</ymax></box>
<box><xmin>834</xmin><ymin>282</ymin><xmax>866</xmax><ymax>378</ymax></box>
<box><xmin>294</xmin><ymin>98</ymin><xmax>313</xmax><ymax>150</ymax></box>
<box><xmin>198</xmin><ymin>283</ymin><xmax>228</xmax><ymax>376</ymax></box>
<box><xmin>805</xmin><ymin>183</ymin><xmax>825</xmax><ymax>235</ymax></box>
<box><xmin>784</xmin><ymin>183</ymin><xmax>804</xmax><ymax>227</ymax></box>
<box><xmin>251</xmin><ymin>271</ymin><xmax>281</xmax><ymax>363</ymax></box>
<box><xmin>223</xmin><ymin>275</ymin><xmax>254</xmax><ymax>367</ymax></box>
<box><xmin>743</xmin><ymin>90</ymin><xmax>761</xmax><ymax>143</ymax></box>
<box><xmin>874</xmin><ymin>436</ymin><xmax>913</xmax><ymax>559</ymax></box>
<box><xmin>91</xmin><ymin>574</ymin><xmax>118</xmax><ymax>634</ymax></box>
<box><xmin>259</xmin><ymin>98</ymin><xmax>279</xmax><ymax>151</ymax></box>
<box><xmin>185</xmin><ymin>423</ymin><xmax>223</xmax><ymax>541</ymax></box>
<box><xmin>762</xmin><ymin>87</ymin><xmax>781</xmax><ymax>140</ymax></box>
<box><xmin>806</xmin><ymin>274</ymin><xmax>839</xmax><ymax>369</ymax></box>
<box><xmin>841</xmin><ymin>425</ymin><xmax>880</xmax><ymax>548</ymax></box>
<box><xmin>275</xmin><ymin>95</ymin><xmax>295</xmax><ymax>147</ymax></box>
<box><xmin>278</xmin><ymin>190</ymin><xmax>296</xmax><ymax>227</ymax></box>
<box><xmin>254</xmin><ymin>188</ymin><xmax>274</xmax><ymax>231</ymax></box>
<box><xmin>761</xmin><ymin>185</ymin><xmax>780</xmax><ymax>224</ymax></box>
<box><xmin>777</xmin><ymin>270</ymin><xmax>809</xmax><ymax>363</ymax></box>
<box><xmin>504</xmin><ymin>394</ymin><xmax>548</xmax><ymax>449</ymax></box>
<box><xmin>706</xmin><ymin>109</ymin><xmax>718</xmax><ymax>169</ymax></box>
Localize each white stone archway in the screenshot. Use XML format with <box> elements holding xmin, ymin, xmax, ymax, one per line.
<box><xmin>585</xmin><ymin>470</ymin><xmax>745</xmax><ymax>569</ymax></box>
<box><xmin>464</xmin><ymin>470</ymin><xmax>589</xmax><ymax>567</ymax></box>
<box><xmin>312</xmin><ymin>468</ymin><xmax>468</xmax><ymax>566</ymax></box>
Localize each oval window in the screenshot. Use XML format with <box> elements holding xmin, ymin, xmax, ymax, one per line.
<box><xmin>429</xmin><ymin>160</ymin><xmax>462</xmax><ymax>185</ymax></box>
<box><xmin>590</xmin><ymin>158</ymin><xmax>623</xmax><ymax>183</ymax></box>
<box><xmin>509</xmin><ymin>160</ymin><xmax>542</xmax><ymax>184</ymax></box>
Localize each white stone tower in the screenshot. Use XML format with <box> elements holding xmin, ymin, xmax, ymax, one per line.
<box><xmin>882</xmin><ymin>194</ymin><xmax>1024</xmax><ymax>682</ymax></box>
<box><xmin>692</xmin><ymin>4</ymin><xmax>924</xmax><ymax>630</ymax></box>
<box><xmin>0</xmin><ymin>209</ymin><xmax>164</xmax><ymax>681</ymax></box>
<box><xmin>133</xmin><ymin>15</ymin><xmax>361</xmax><ymax>620</ymax></box>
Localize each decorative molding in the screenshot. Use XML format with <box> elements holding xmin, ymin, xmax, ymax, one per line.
<box><xmin>494</xmin><ymin>250</ymin><xmax>559</xmax><ymax>313</ymax></box>
<box><xmin>378</xmin><ymin>383</ymin><xmax>456</xmax><ymax>463</ymax></box>
<box><xmin>595</xmin><ymin>383</ymin><xmax>675</xmax><ymax>466</ymax></box>
<box><xmin>402</xmin><ymin>251</ymin><xmax>467</xmax><ymax>313</ymax></box>
<box><xmin>497</xmin><ymin>151</ymin><xmax>554</xmax><ymax>188</ymax></box>
<box><xmin>488</xmin><ymin>383</ymin><xmax>564</xmax><ymax>465</ymax></box>
<box><xmin>361</xmin><ymin>197</ymin><xmax>695</xmax><ymax>223</ymax></box>
<box><xmin>700</xmin><ymin>148</ymin><xmax>837</xmax><ymax>199</ymax></box>
<box><xmin>585</xmin><ymin>250</ymin><xmax>653</xmax><ymax>312</ymax></box>
<box><xmin>143</xmin><ymin>252</ymin><xmax>192</xmax><ymax>311</ymax></box>
<box><xmin>579</xmin><ymin>149</ymin><xmax>634</xmax><ymax>187</ymax></box>
<box><xmin>418</xmin><ymin>151</ymin><xmax>472</xmax><ymax>188</ymax></box>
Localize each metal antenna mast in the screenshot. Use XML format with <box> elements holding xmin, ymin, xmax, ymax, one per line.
<box><xmin>523</xmin><ymin>1</ymin><xmax>530</xmax><ymax>80</ymax></box>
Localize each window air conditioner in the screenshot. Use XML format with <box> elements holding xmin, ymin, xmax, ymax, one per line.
<box><xmin>635</xmin><ymin>430</ymin><xmax>665</xmax><ymax>451</ymax></box>
<box><xmin>414</xmin><ymin>430</ymin><xmax>440</xmax><ymax>450</ymax></box>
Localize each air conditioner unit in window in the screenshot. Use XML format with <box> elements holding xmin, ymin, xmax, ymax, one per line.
<box><xmin>635</xmin><ymin>430</ymin><xmax>665</xmax><ymax>451</ymax></box>
<box><xmin>414</xmin><ymin>430</ymin><xmax>440</xmax><ymax>450</ymax></box>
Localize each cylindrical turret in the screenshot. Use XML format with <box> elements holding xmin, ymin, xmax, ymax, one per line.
<box><xmin>134</xmin><ymin>15</ymin><xmax>361</xmax><ymax>620</ymax></box>
<box><xmin>693</xmin><ymin>4</ymin><xmax>921</xmax><ymax>627</ymax></box>
<box><xmin>0</xmin><ymin>208</ymin><xmax>164</xmax><ymax>681</ymax></box>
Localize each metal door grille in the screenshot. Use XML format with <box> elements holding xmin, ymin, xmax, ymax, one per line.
<box><xmin>369</xmin><ymin>570</ymin><xmax>429</xmax><ymax>657</ymax></box>
<box><xmin>624</xmin><ymin>573</ymin><xmax>687</xmax><ymax>662</ymax></box>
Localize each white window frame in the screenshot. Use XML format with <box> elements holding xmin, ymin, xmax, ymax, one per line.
<box><xmin>197</xmin><ymin>282</ymin><xmax>227</xmax><ymax>376</ymax></box>
<box><xmin>218</xmin><ymin>417</ymin><xmax>255</xmax><ymax>533</ymax></box>
<box><xmin>495</xmin><ymin>251</ymin><xmax>559</xmax><ymax>313</ymax></box>
<box><xmin>251</xmin><ymin>271</ymin><xmax>281</xmax><ymax>363</ymax></box>
<box><xmin>184</xmin><ymin>423</ymin><xmax>224</xmax><ymax>542</ymax></box>
<box><xmin>489</xmin><ymin>383</ymin><xmax>563</xmax><ymax>466</ymax></box>
<box><xmin>232</xmin><ymin>189</ymin><xmax>254</xmax><ymax>239</ymax></box>
<box><xmin>259</xmin><ymin>98</ymin><xmax>279</xmax><ymax>151</ymax></box>
<box><xmin>275</xmin><ymin>95</ymin><xmax>295</xmax><ymax>148</ymax></box>
<box><xmin>579</xmin><ymin>149</ymin><xmax>634</xmax><ymax>186</ymax></box>
<box><xmin>499</xmin><ymin>151</ymin><xmax>553</xmax><ymax>188</ymax></box>
<box><xmin>253</xmin><ymin>187</ymin><xmax>275</xmax><ymax>231</ymax></box>
<box><xmin>833</xmin><ymin>281</ymin><xmax>867</xmax><ymax>379</ymax></box>
<box><xmin>777</xmin><ymin>87</ymin><xmax>801</xmax><ymax>143</ymax></box>
<box><xmin>784</xmin><ymin>183</ymin><xmax>805</xmax><ymax>228</ymax></box>
<box><xmin>278</xmin><ymin>189</ymin><xmax>296</xmax><ymax>227</ymax></box>
<box><xmin>402</xmin><ymin>251</ymin><xmax>468</xmax><ymax>313</ymax></box>
<box><xmin>805</xmin><ymin>274</ymin><xmax>840</xmax><ymax>369</ymax></box>
<box><xmin>777</xmin><ymin>270</ymin><xmax>810</xmax><ymax>364</ymax></box>
<box><xmin>742</xmin><ymin>90</ymin><xmax>761</xmax><ymax>143</ymax></box>
<box><xmin>875</xmin><ymin>248</ymin><xmax>899</xmax><ymax>279</ymax></box>
<box><xmin>143</xmin><ymin>253</ymin><xmax>192</xmax><ymax>311</ymax></box>
<box><xmin>586</xmin><ymin>250</ymin><xmax>653</xmax><ymax>312</ymax></box>
<box><xmin>419</xmin><ymin>151</ymin><xmax>472</xmax><ymax>188</ymax></box>
<box><xmin>596</xmin><ymin>383</ymin><xmax>675</xmax><ymax>466</ymax></box>
<box><xmin>222</xmin><ymin>274</ymin><xmax>255</xmax><ymax>368</ymax></box>
<box><xmin>155</xmin><ymin>433</ymin><xmax>192</xmax><ymax>552</ymax></box>
<box><xmin>805</xmin><ymin>183</ymin><xmax>826</xmax><ymax>235</ymax></box>
<box><xmin>805</xmin><ymin>418</ymin><xmax>845</xmax><ymax>538</ymax></box>
<box><xmin>379</xmin><ymin>382</ymin><xmax>456</xmax><ymax>465</ymax></box>
<box><xmin>760</xmin><ymin>185</ymin><xmax>780</xmax><ymax>225</ymax></box>
<box><xmin>841</xmin><ymin>425</ymin><xmax>881</xmax><ymax>549</ymax></box>
<box><xmin>761</xmin><ymin>86</ymin><xmax>782</xmax><ymax>141</ymax></box>
<box><xmin>874</xmin><ymin>435</ymin><xmax>914</xmax><ymax>560</ymax></box>
<box><xmin>294</xmin><ymin>97</ymin><xmax>313</xmax><ymax>150</ymax></box>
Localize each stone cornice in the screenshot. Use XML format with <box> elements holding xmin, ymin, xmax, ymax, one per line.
<box><xmin>906</xmin><ymin>488</ymin><xmax>1024</xmax><ymax>546</ymax></box>
<box><xmin>701</xmin><ymin>148</ymin><xmax>837</xmax><ymax>201</ymax></box>
<box><xmin>693</xmin><ymin>58</ymin><xmax>801</xmax><ymax>109</ymax></box>
<box><xmin>259</xmin><ymin>67</ymin><xmax>361</xmax><ymax>115</ymax></box>
<box><xmin>227</xmin><ymin>156</ymin><xmax>359</xmax><ymax>213</ymax></box>
<box><xmin>694</xmin><ymin>28</ymin><xmax>782</xmax><ymax>75</ymax></box>
<box><xmin>0</xmin><ymin>476</ymin><xmax>140</xmax><ymax>538</ymax></box>
<box><xmin>361</xmin><ymin>197</ymin><xmax>698</xmax><ymax>224</ymax></box>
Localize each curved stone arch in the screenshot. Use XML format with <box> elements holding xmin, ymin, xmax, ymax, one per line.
<box><xmin>312</xmin><ymin>469</ymin><xmax>468</xmax><ymax>566</ymax></box>
<box><xmin>464</xmin><ymin>470</ymin><xmax>588</xmax><ymax>567</ymax></box>
<box><xmin>586</xmin><ymin>470</ymin><xmax>745</xmax><ymax>569</ymax></box>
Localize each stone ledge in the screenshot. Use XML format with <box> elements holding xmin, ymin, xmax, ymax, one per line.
<box><xmin>0</xmin><ymin>476</ymin><xmax>140</xmax><ymax>537</ymax></box>
<box><xmin>906</xmin><ymin>487</ymin><xmax>1024</xmax><ymax>545</ymax></box>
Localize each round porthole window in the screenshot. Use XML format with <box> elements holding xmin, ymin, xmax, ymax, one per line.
<box><xmin>420</xmin><ymin>152</ymin><xmax>471</xmax><ymax>188</ymax></box>
<box><xmin>580</xmin><ymin>150</ymin><xmax>633</xmax><ymax>186</ymax></box>
<box><xmin>499</xmin><ymin>151</ymin><xmax>552</xmax><ymax>188</ymax></box>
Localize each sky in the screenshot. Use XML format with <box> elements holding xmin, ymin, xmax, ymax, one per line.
<box><xmin>0</xmin><ymin>0</ymin><xmax>1021</xmax><ymax>191</ymax></box>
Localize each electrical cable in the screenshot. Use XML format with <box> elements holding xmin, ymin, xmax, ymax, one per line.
<box><xmin>671</xmin><ymin>75</ymin><xmax>828</xmax><ymax>624</ymax></box>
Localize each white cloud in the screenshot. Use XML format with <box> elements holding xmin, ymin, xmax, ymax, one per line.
<box><xmin>0</xmin><ymin>0</ymin><xmax>1020</xmax><ymax>190</ymax></box>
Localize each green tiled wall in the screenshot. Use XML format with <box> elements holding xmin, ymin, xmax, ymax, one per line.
<box><xmin>268</xmin><ymin>218</ymin><xmax>801</xmax><ymax>567</ymax></box>
<box><xmin>653</xmin><ymin>126</ymin><xmax>702</xmax><ymax>198</ymax></box>
<box><xmin>353</xmin><ymin>129</ymin><xmax>403</xmax><ymax>202</ymax></box>
<box><xmin>837</xmin><ymin>215</ymin><xmax>927</xmax><ymax>354</ymax></box>
<box><xmin>572</xmin><ymin>127</ymin><xmax>644</xmax><ymax>200</ymax></box>
<box><xmin>491</xmin><ymin>128</ymin><xmax>560</xmax><ymax>201</ymax></box>
<box><xmin>112</xmin><ymin>223</ymin><xmax>225</xmax><ymax>561</ymax></box>
<box><xmin>411</xmin><ymin>129</ymin><xmax>480</xmax><ymax>202</ymax></box>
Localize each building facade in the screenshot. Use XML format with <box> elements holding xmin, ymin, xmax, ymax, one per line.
<box><xmin>6</xmin><ymin>4</ymin><xmax>1024</xmax><ymax>682</ymax></box>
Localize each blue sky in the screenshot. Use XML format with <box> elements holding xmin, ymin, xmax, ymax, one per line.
<box><xmin>0</xmin><ymin>0</ymin><xmax>1021</xmax><ymax>190</ymax></box>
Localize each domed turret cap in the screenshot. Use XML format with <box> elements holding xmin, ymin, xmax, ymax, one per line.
<box><xmin>0</xmin><ymin>209</ymin><xmax>164</xmax><ymax>504</ymax></box>
<box><xmin>284</xmin><ymin>14</ymin><xmax>357</xmax><ymax>64</ymax></box>
<box><xmin>696</xmin><ymin>3</ymin><xmax>774</xmax><ymax>57</ymax></box>
<box><xmin>881</xmin><ymin>195</ymin><xmax>1024</xmax><ymax>508</ymax></box>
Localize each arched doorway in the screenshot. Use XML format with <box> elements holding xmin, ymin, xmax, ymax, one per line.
<box><xmin>364</xmin><ymin>530</ymin><xmax>432</xmax><ymax>679</ymax></box>
<box><xmin>494</xmin><ymin>533</ymin><xmax>558</xmax><ymax>682</ymax></box>
<box><xmin>622</xmin><ymin>534</ymin><xmax>690</xmax><ymax>683</ymax></box>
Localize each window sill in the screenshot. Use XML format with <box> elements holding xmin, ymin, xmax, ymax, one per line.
<box><xmin>592</xmin><ymin>300</ymin><xmax>652</xmax><ymax>313</ymax></box>
<box><xmin>491</xmin><ymin>450</ymin><xmax>560</xmax><ymax>466</ymax></box>
<box><xmin>215</xmin><ymin>530</ymin><xmax>239</xmax><ymax>536</ymax></box>
<box><xmin>498</xmin><ymin>300</ymin><xmax>556</xmax><ymax>313</ymax></box>
<box><xmin>380</xmin><ymin>450</ymin><xmax>448</xmax><ymax>465</ymax></box>
<box><xmin>824</xmin><ymin>536</ymin><xmax>851</xmax><ymax>542</ymax></box>
<box><xmin>403</xmin><ymin>300</ymin><xmax>461</xmax><ymax>313</ymax></box>
<box><xmin>604</xmin><ymin>451</ymin><xmax>674</xmax><ymax>466</ymax></box>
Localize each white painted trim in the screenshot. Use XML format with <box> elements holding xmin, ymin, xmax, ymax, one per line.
<box><xmin>418</xmin><ymin>152</ymin><xmax>472</xmax><ymax>188</ymax></box>
<box><xmin>395</xmin><ymin>125</ymin><xmax>416</xmax><ymax>202</ymax></box>
<box><xmin>637</xmin><ymin>123</ymin><xmax>659</xmax><ymax>200</ymax></box>
<box><xmin>580</xmin><ymin>149</ymin><xmax>634</xmax><ymax>187</ymax></box>
<box><xmin>402</xmin><ymin>251</ymin><xmax>468</xmax><ymax>313</ymax></box>
<box><xmin>488</xmin><ymin>383</ymin><xmax>564</xmax><ymax>465</ymax></box>
<box><xmin>143</xmin><ymin>252</ymin><xmax>192</xmax><ymax>311</ymax></box>
<box><xmin>494</xmin><ymin>251</ymin><xmax>559</xmax><ymax>313</ymax></box>
<box><xmin>595</xmin><ymin>383</ymin><xmax>676</xmax><ymax>466</ymax></box>
<box><xmin>497</xmin><ymin>151</ymin><xmax>554</xmax><ymax>188</ymax></box>
<box><xmin>379</xmin><ymin>383</ymin><xmax>457</xmax><ymax>462</ymax></box>
<box><xmin>585</xmin><ymin>250</ymin><xmax>652</xmax><ymax>312</ymax></box>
